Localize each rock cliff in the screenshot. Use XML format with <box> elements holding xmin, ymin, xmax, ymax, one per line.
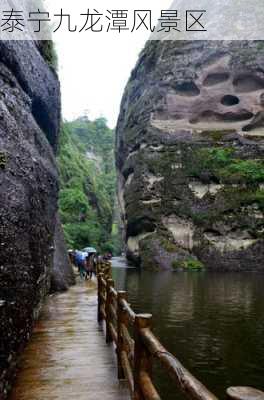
<box><xmin>116</xmin><ymin>41</ymin><xmax>264</xmax><ymax>271</ymax></box>
<box><xmin>51</xmin><ymin>213</ymin><xmax>76</xmax><ymax>292</ymax></box>
<box><xmin>0</xmin><ymin>41</ymin><xmax>74</xmax><ymax>398</ymax></box>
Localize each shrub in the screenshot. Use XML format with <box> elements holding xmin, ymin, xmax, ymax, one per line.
<box><xmin>183</xmin><ymin>258</ymin><xmax>205</xmax><ymax>270</ymax></box>
<box><xmin>219</xmin><ymin>160</ymin><xmax>264</xmax><ymax>183</ymax></box>
<box><xmin>172</xmin><ymin>258</ymin><xmax>205</xmax><ymax>271</ymax></box>
<box><xmin>190</xmin><ymin>147</ymin><xmax>264</xmax><ymax>184</ymax></box>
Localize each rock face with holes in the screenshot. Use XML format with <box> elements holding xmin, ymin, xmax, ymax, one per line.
<box><xmin>116</xmin><ymin>41</ymin><xmax>264</xmax><ymax>270</ymax></box>
<box><xmin>0</xmin><ymin>41</ymin><xmax>74</xmax><ymax>398</ymax></box>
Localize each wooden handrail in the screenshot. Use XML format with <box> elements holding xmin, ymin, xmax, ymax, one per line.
<box><xmin>96</xmin><ymin>260</ymin><xmax>264</xmax><ymax>400</ymax></box>
<box><xmin>134</xmin><ymin>314</ymin><xmax>153</xmax><ymax>400</ymax></box>
<box><xmin>141</xmin><ymin>328</ymin><xmax>218</xmax><ymax>400</ymax></box>
<box><xmin>139</xmin><ymin>371</ymin><xmax>161</xmax><ymax>400</ymax></box>
<box><xmin>119</xmin><ymin>298</ymin><xmax>136</xmax><ymax>324</ymax></box>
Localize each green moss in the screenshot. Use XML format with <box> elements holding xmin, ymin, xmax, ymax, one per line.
<box><xmin>192</xmin><ymin>211</ymin><xmax>214</xmax><ymax>225</ymax></box>
<box><xmin>222</xmin><ymin>187</ymin><xmax>264</xmax><ymax>210</ymax></box>
<box><xmin>192</xmin><ymin>187</ymin><xmax>264</xmax><ymax>225</ymax></box>
<box><xmin>257</xmin><ymin>42</ymin><xmax>264</xmax><ymax>50</ymax></box>
<box><xmin>188</xmin><ymin>147</ymin><xmax>264</xmax><ymax>185</ymax></box>
<box><xmin>161</xmin><ymin>238</ymin><xmax>178</xmax><ymax>253</ymax></box>
<box><xmin>254</xmin><ymin>190</ymin><xmax>264</xmax><ymax>209</ymax></box>
<box><xmin>238</xmin><ymin>189</ymin><xmax>264</xmax><ymax>211</ymax></box>
<box><xmin>219</xmin><ymin>160</ymin><xmax>264</xmax><ymax>184</ymax></box>
<box><xmin>198</xmin><ymin>147</ymin><xmax>233</xmax><ymax>169</ymax></box>
<box><xmin>39</xmin><ymin>41</ymin><xmax>58</xmax><ymax>71</ymax></box>
<box><xmin>201</xmin><ymin>130</ymin><xmax>236</xmax><ymax>141</ymax></box>
<box><xmin>183</xmin><ymin>258</ymin><xmax>205</xmax><ymax>270</ymax></box>
<box><xmin>172</xmin><ymin>258</ymin><xmax>205</xmax><ymax>270</ymax></box>
<box><xmin>0</xmin><ymin>152</ymin><xmax>7</xmax><ymax>169</ymax></box>
<box><xmin>171</xmin><ymin>260</ymin><xmax>184</xmax><ymax>269</ymax></box>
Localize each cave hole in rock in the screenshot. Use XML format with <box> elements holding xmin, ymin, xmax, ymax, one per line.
<box><xmin>191</xmin><ymin>109</ymin><xmax>254</xmax><ymax>124</ymax></box>
<box><xmin>123</xmin><ymin>167</ymin><xmax>134</xmax><ymax>181</ymax></box>
<box><xmin>204</xmin><ymin>229</ymin><xmax>222</xmax><ymax>237</ymax></box>
<box><xmin>203</xmin><ymin>72</ymin><xmax>230</xmax><ymax>87</ymax></box>
<box><xmin>127</xmin><ymin>219</ymin><xmax>156</xmax><ymax>238</ymax></box>
<box><xmin>173</xmin><ymin>81</ymin><xmax>200</xmax><ymax>97</ymax></box>
<box><xmin>221</xmin><ymin>95</ymin><xmax>240</xmax><ymax>106</ymax></box>
<box><xmin>233</xmin><ymin>74</ymin><xmax>264</xmax><ymax>93</ymax></box>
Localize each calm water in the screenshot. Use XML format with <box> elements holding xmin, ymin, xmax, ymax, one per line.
<box><xmin>112</xmin><ymin>257</ymin><xmax>264</xmax><ymax>399</ymax></box>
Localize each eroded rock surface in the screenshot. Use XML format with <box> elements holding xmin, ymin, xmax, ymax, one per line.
<box><xmin>0</xmin><ymin>41</ymin><xmax>73</xmax><ymax>398</ymax></box>
<box><xmin>51</xmin><ymin>214</ymin><xmax>75</xmax><ymax>293</ymax></box>
<box><xmin>116</xmin><ymin>41</ymin><xmax>264</xmax><ymax>271</ymax></box>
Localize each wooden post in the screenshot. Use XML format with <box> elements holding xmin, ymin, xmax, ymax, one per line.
<box><xmin>106</xmin><ymin>278</ymin><xmax>115</xmax><ymax>343</ymax></box>
<box><xmin>227</xmin><ymin>387</ymin><xmax>264</xmax><ymax>400</ymax></box>
<box><xmin>97</xmin><ymin>272</ymin><xmax>103</xmax><ymax>323</ymax></box>
<box><xmin>104</xmin><ymin>262</ymin><xmax>112</xmax><ymax>281</ymax></box>
<box><xmin>133</xmin><ymin>314</ymin><xmax>153</xmax><ymax>400</ymax></box>
<box><xmin>96</xmin><ymin>259</ymin><xmax>101</xmax><ymax>275</ymax></box>
<box><xmin>102</xmin><ymin>262</ymin><xmax>107</xmax><ymax>279</ymax></box>
<box><xmin>117</xmin><ymin>291</ymin><xmax>128</xmax><ymax>380</ymax></box>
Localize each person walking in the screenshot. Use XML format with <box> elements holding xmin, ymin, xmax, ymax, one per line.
<box><xmin>85</xmin><ymin>253</ymin><xmax>94</xmax><ymax>280</ymax></box>
<box><xmin>75</xmin><ymin>251</ymin><xmax>87</xmax><ymax>280</ymax></box>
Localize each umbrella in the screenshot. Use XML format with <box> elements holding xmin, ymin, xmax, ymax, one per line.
<box><xmin>82</xmin><ymin>247</ymin><xmax>97</xmax><ymax>254</ymax></box>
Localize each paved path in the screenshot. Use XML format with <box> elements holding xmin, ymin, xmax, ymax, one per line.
<box><xmin>9</xmin><ymin>280</ymin><xmax>129</xmax><ymax>400</ymax></box>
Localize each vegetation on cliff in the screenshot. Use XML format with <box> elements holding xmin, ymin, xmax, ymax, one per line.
<box><xmin>189</xmin><ymin>147</ymin><xmax>264</xmax><ymax>185</ymax></box>
<box><xmin>38</xmin><ymin>40</ymin><xmax>58</xmax><ymax>71</ymax></box>
<box><xmin>57</xmin><ymin>116</ymin><xmax>122</xmax><ymax>254</ymax></box>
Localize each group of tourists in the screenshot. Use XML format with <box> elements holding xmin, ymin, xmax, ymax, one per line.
<box><xmin>68</xmin><ymin>248</ymin><xmax>97</xmax><ymax>280</ymax></box>
<box><xmin>68</xmin><ymin>248</ymin><xmax>112</xmax><ymax>280</ymax></box>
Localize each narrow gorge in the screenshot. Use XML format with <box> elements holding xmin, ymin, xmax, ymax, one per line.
<box><xmin>1</xmin><ymin>23</ymin><xmax>264</xmax><ymax>400</ymax></box>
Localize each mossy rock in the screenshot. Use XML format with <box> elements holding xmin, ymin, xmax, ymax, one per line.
<box><xmin>219</xmin><ymin>159</ymin><xmax>264</xmax><ymax>184</ymax></box>
<box><xmin>0</xmin><ymin>152</ymin><xmax>7</xmax><ymax>169</ymax></box>
<box><xmin>172</xmin><ymin>258</ymin><xmax>205</xmax><ymax>271</ymax></box>
<box><xmin>187</xmin><ymin>146</ymin><xmax>264</xmax><ymax>185</ymax></box>
<box><xmin>200</xmin><ymin>130</ymin><xmax>236</xmax><ymax>141</ymax></box>
<box><xmin>171</xmin><ymin>259</ymin><xmax>185</xmax><ymax>270</ymax></box>
<box><xmin>39</xmin><ymin>41</ymin><xmax>58</xmax><ymax>71</ymax></box>
<box><xmin>160</xmin><ymin>237</ymin><xmax>179</xmax><ymax>253</ymax></box>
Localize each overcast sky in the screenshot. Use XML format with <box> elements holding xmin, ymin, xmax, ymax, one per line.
<box><xmin>52</xmin><ymin>0</ymin><xmax>172</xmax><ymax>128</ymax></box>
<box><xmin>54</xmin><ymin>35</ymin><xmax>146</xmax><ymax>128</ymax></box>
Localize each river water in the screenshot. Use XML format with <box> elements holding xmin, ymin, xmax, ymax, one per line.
<box><xmin>111</xmin><ymin>257</ymin><xmax>264</xmax><ymax>399</ymax></box>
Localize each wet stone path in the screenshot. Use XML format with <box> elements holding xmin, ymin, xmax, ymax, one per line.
<box><xmin>9</xmin><ymin>280</ymin><xmax>129</xmax><ymax>400</ymax></box>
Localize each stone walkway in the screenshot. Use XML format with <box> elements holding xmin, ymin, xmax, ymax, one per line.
<box><xmin>9</xmin><ymin>280</ymin><xmax>129</xmax><ymax>400</ymax></box>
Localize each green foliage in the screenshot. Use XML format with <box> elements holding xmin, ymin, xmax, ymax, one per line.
<box><xmin>254</xmin><ymin>189</ymin><xmax>264</xmax><ymax>209</ymax></box>
<box><xmin>191</xmin><ymin>147</ymin><xmax>233</xmax><ymax>173</ymax></box>
<box><xmin>237</xmin><ymin>188</ymin><xmax>264</xmax><ymax>211</ymax></box>
<box><xmin>57</xmin><ymin>117</ymin><xmax>122</xmax><ymax>254</ymax></box>
<box><xmin>66</xmin><ymin>116</ymin><xmax>114</xmax><ymax>174</ymax></box>
<box><xmin>219</xmin><ymin>160</ymin><xmax>264</xmax><ymax>183</ymax></box>
<box><xmin>190</xmin><ymin>147</ymin><xmax>264</xmax><ymax>184</ymax></box>
<box><xmin>59</xmin><ymin>188</ymin><xmax>90</xmax><ymax>223</ymax></box>
<box><xmin>63</xmin><ymin>222</ymin><xmax>101</xmax><ymax>250</ymax></box>
<box><xmin>172</xmin><ymin>258</ymin><xmax>205</xmax><ymax>270</ymax></box>
<box><xmin>39</xmin><ymin>41</ymin><xmax>58</xmax><ymax>71</ymax></box>
<box><xmin>183</xmin><ymin>258</ymin><xmax>205</xmax><ymax>270</ymax></box>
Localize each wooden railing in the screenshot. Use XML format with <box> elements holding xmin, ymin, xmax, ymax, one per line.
<box><xmin>96</xmin><ymin>261</ymin><xmax>264</xmax><ymax>400</ymax></box>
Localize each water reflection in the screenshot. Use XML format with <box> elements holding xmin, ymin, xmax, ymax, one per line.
<box><xmin>112</xmin><ymin>258</ymin><xmax>264</xmax><ymax>399</ymax></box>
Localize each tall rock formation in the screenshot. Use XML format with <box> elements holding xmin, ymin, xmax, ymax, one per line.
<box><xmin>116</xmin><ymin>41</ymin><xmax>264</xmax><ymax>271</ymax></box>
<box><xmin>51</xmin><ymin>213</ymin><xmax>76</xmax><ymax>292</ymax></box>
<box><xmin>0</xmin><ymin>41</ymin><xmax>74</xmax><ymax>398</ymax></box>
